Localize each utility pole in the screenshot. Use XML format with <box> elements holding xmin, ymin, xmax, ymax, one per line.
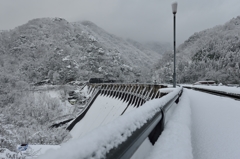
<box><xmin>172</xmin><ymin>2</ymin><xmax>178</xmax><ymax>88</ymax></box>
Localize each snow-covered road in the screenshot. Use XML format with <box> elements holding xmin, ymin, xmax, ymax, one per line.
<box><xmin>192</xmin><ymin>85</ymin><xmax>240</xmax><ymax>94</ymax></box>
<box><xmin>146</xmin><ymin>88</ymin><xmax>240</xmax><ymax>159</ymax></box>
<box><xmin>188</xmin><ymin>89</ymin><xmax>240</xmax><ymax>159</ymax></box>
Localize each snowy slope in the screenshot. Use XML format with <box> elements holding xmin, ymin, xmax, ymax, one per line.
<box><xmin>70</xmin><ymin>94</ymin><xmax>136</xmax><ymax>139</ymax></box>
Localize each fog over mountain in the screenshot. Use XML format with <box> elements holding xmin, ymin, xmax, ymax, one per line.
<box><xmin>143</xmin><ymin>42</ymin><xmax>171</xmax><ymax>56</ymax></box>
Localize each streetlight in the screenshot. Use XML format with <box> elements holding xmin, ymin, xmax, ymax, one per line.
<box><xmin>172</xmin><ymin>2</ymin><xmax>177</xmax><ymax>88</ymax></box>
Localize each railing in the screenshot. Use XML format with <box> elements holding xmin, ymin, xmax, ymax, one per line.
<box><xmin>39</xmin><ymin>87</ymin><xmax>183</xmax><ymax>159</ymax></box>
<box><xmin>184</xmin><ymin>86</ymin><xmax>240</xmax><ymax>100</ymax></box>
<box><xmin>66</xmin><ymin>84</ymin><xmax>168</xmax><ymax>131</ymax></box>
<box><xmin>105</xmin><ymin>87</ymin><xmax>183</xmax><ymax>159</ymax></box>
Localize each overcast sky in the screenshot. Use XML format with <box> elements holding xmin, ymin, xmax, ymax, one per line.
<box><xmin>0</xmin><ymin>0</ymin><xmax>239</xmax><ymax>44</ymax></box>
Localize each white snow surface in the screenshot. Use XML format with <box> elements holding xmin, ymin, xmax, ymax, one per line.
<box><xmin>187</xmin><ymin>89</ymin><xmax>240</xmax><ymax>159</ymax></box>
<box><xmin>159</xmin><ymin>88</ymin><xmax>175</xmax><ymax>93</ymax></box>
<box><xmin>0</xmin><ymin>149</ymin><xmax>16</xmax><ymax>159</ymax></box>
<box><xmin>70</xmin><ymin>94</ymin><xmax>132</xmax><ymax>139</ymax></box>
<box><xmin>28</xmin><ymin>145</ymin><xmax>60</xmax><ymax>157</ymax></box>
<box><xmin>37</xmin><ymin>88</ymin><xmax>182</xmax><ymax>159</ymax></box>
<box><xmin>148</xmin><ymin>88</ymin><xmax>240</xmax><ymax>159</ymax></box>
<box><xmin>33</xmin><ymin>88</ymin><xmax>73</xmax><ymax>115</ymax></box>
<box><xmin>147</xmin><ymin>89</ymin><xmax>193</xmax><ymax>159</ymax></box>
<box><xmin>188</xmin><ymin>85</ymin><xmax>240</xmax><ymax>94</ymax></box>
<box><xmin>0</xmin><ymin>145</ymin><xmax>60</xmax><ymax>159</ymax></box>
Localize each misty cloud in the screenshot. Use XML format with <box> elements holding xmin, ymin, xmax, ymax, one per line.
<box><xmin>0</xmin><ymin>0</ymin><xmax>239</xmax><ymax>44</ymax></box>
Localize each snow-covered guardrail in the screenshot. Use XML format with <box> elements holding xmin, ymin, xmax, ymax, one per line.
<box><xmin>183</xmin><ymin>86</ymin><xmax>240</xmax><ymax>100</ymax></box>
<box><xmin>105</xmin><ymin>87</ymin><xmax>183</xmax><ymax>159</ymax></box>
<box><xmin>38</xmin><ymin>87</ymin><xmax>183</xmax><ymax>159</ymax></box>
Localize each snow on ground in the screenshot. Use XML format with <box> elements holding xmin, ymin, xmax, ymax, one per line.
<box><xmin>159</xmin><ymin>88</ymin><xmax>175</xmax><ymax>93</ymax></box>
<box><xmin>148</xmin><ymin>87</ymin><xmax>240</xmax><ymax>159</ymax></box>
<box><xmin>193</xmin><ymin>85</ymin><xmax>240</xmax><ymax>94</ymax></box>
<box><xmin>0</xmin><ymin>145</ymin><xmax>60</xmax><ymax>159</ymax></box>
<box><xmin>0</xmin><ymin>149</ymin><xmax>16</xmax><ymax>159</ymax></box>
<box><xmin>187</xmin><ymin>89</ymin><xmax>240</xmax><ymax>159</ymax></box>
<box><xmin>182</xmin><ymin>84</ymin><xmax>240</xmax><ymax>94</ymax></box>
<box><xmin>70</xmin><ymin>94</ymin><xmax>132</xmax><ymax>139</ymax></box>
<box><xmin>27</xmin><ymin>145</ymin><xmax>60</xmax><ymax>157</ymax></box>
<box><xmin>147</xmin><ymin>88</ymin><xmax>193</xmax><ymax>159</ymax></box>
<box><xmin>37</xmin><ymin>88</ymin><xmax>182</xmax><ymax>159</ymax></box>
<box><xmin>75</xmin><ymin>84</ymin><xmax>90</xmax><ymax>97</ymax></box>
<box><xmin>33</xmin><ymin>87</ymin><xmax>74</xmax><ymax>115</ymax></box>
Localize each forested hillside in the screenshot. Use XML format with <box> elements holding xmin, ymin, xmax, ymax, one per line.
<box><xmin>155</xmin><ymin>16</ymin><xmax>240</xmax><ymax>84</ymax></box>
<box><xmin>0</xmin><ymin>18</ymin><xmax>160</xmax><ymax>86</ymax></box>
<box><xmin>0</xmin><ymin>17</ymin><xmax>163</xmax><ymax>152</ymax></box>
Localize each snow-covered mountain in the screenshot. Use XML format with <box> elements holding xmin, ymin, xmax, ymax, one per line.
<box><xmin>155</xmin><ymin>16</ymin><xmax>240</xmax><ymax>84</ymax></box>
<box><xmin>0</xmin><ymin>18</ymin><xmax>161</xmax><ymax>85</ymax></box>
